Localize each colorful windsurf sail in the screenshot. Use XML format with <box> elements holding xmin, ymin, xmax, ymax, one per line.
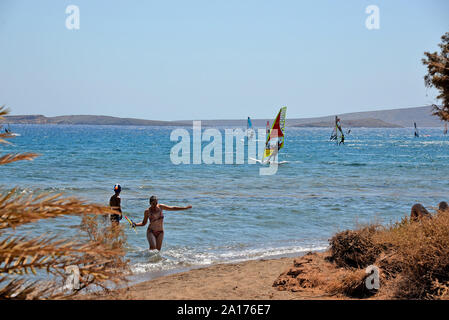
<box><xmin>263</xmin><ymin>106</ymin><xmax>287</xmax><ymax>162</ymax></box>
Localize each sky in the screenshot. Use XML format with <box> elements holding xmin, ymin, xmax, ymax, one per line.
<box><xmin>0</xmin><ymin>0</ymin><xmax>448</xmax><ymax>121</ymax></box>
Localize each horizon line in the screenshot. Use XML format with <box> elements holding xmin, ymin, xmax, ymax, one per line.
<box><xmin>3</xmin><ymin>104</ymin><xmax>435</xmax><ymax>122</ymax></box>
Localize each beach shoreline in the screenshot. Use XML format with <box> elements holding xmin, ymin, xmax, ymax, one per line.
<box><xmin>126</xmin><ymin>248</ymin><xmax>328</xmax><ymax>286</ymax></box>
<box><xmin>81</xmin><ymin>251</ymin><xmax>343</xmax><ymax>300</ymax></box>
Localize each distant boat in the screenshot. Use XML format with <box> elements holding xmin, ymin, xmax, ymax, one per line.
<box><xmin>414</xmin><ymin>122</ymin><xmax>419</xmax><ymax>138</ymax></box>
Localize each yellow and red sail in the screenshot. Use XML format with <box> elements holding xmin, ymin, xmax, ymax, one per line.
<box><xmin>263</xmin><ymin>106</ymin><xmax>287</xmax><ymax>161</ymax></box>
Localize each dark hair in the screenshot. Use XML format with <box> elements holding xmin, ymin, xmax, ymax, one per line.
<box><xmin>438</xmin><ymin>201</ymin><xmax>448</xmax><ymax>212</ymax></box>
<box><xmin>149</xmin><ymin>195</ymin><xmax>158</xmax><ymax>204</ymax></box>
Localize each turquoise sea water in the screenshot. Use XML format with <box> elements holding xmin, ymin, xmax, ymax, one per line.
<box><xmin>1</xmin><ymin>124</ymin><xmax>448</xmax><ymax>281</ymax></box>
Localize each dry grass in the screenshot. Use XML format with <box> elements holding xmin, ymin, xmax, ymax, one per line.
<box><xmin>328</xmin><ymin>210</ymin><xmax>449</xmax><ymax>299</ymax></box>
<box><xmin>275</xmin><ymin>208</ymin><xmax>449</xmax><ymax>299</ymax></box>
<box><xmin>374</xmin><ymin>212</ymin><xmax>449</xmax><ymax>299</ymax></box>
<box><xmin>328</xmin><ymin>225</ymin><xmax>383</xmax><ymax>269</ymax></box>
<box><xmin>325</xmin><ymin>268</ymin><xmax>369</xmax><ymax>298</ymax></box>
<box><xmin>0</xmin><ymin>106</ymin><xmax>129</xmax><ymax>299</ymax></box>
<box><xmin>330</xmin><ymin>209</ymin><xmax>449</xmax><ymax>299</ymax></box>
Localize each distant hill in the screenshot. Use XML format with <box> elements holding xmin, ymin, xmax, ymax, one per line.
<box><xmin>2</xmin><ymin>105</ymin><xmax>444</xmax><ymax>128</ymax></box>
<box><xmin>1</xmin><ymin>115</ymin><xmax>187</xmax><ymax>126</ymax></box>
<box><xmin>286</xmin><ymin>105</ymin><xmax>444</xmax><ymax>128</ymax></box>
<box><xmin>182</xmin><ymin>106</ymin><xmax>443</xmax><ymax>128</ymax></box>
<box><xmin>291</xmin><ymin>118</ymin><xmax>402</xmax><ymax>128</ymax></box>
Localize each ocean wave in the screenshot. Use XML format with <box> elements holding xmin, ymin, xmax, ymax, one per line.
<box><xmin>129</xmin><ymin>244</ymin><xmax>328</xmax><ymax>276</ymax></box>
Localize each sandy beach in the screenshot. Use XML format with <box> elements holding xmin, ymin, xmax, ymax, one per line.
<box><xmin>2</xmin><ymin>2</ymin><xmax>448</xmax><ymax>302</ymax></box>
<box><xmin>83</xmin><ymin>253</ymin><xmax>345</xmax><ymax>300</ymax></box>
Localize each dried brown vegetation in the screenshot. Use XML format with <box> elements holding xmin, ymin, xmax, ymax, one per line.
<box><xmin>0</xmin><ymin>106</ymin><xmax>129</xmax><ymax>299</ymax></box>
<box><xmin>328</xmin><ymin>225</ymin><xmax>382</xmax><ymax>269</ymax></box>
<box><xmin>274</xmin><ymin>207</ymin><xmax>449</xmax><ymax>299</ymax></box>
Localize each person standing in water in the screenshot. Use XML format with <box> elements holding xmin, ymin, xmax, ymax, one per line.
<box><xmin>133</xmin><ymin>195</ymin><xmax>192</xmax><ymax>251</ymax></box>
<box><xmin>109</xmin><ymin>184</ymin><xmax>123</xmax><ymax>224</ymax></box>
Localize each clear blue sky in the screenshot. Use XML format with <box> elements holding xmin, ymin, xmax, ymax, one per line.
<box><xmin>0</xmin><ymin>0</ymin><xmax>448</xmax><ymax>120</ymax></box>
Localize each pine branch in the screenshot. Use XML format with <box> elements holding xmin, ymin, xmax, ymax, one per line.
<box><xmin>0</xmin><ymin>105</ymin><xmax>9</xmax><ymax>118</ymax></box>
<box><xmin>0</xmin><ymin>153</ymin><xmax>39</xmax><ymax>166</ymax></box>
<box><xmin>0</xmin><ymin>132</ymin><xmax>14</xmax><ymax>145</ymax></box>
<box><xmin>0</xmin><ymin>190</ymin><xmax>117</xmax><ymax>230</ymax></box>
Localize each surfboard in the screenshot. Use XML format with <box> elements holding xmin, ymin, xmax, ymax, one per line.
<box><xmin>249</xmin><ymin>157</ymin><xmax>289</xmax><ymax>165</ymax></box>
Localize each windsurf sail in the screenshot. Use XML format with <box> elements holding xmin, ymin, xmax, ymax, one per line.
<box><xmin>414</xmin><ymin>122</ymin><xmax>419</xmax><ymax>137</ymax></box>
<box><xmin>247</xmin><ymin>117</ymin><xmax>255</xmax><ymax>139</ymax></box>
<box><xmin>263</xmin><ymin>106</ymin><xmax>287</xmax><ymax>163</ymax></box>
<box><xmin>330</xmin><ymin>116</ymin><xmax>345</xmax><ymax>145</ymax></box>
<box><xmin>444</xmin><ymin>123</ymin><xmax>448</xmax><ymax>135</ymax></box>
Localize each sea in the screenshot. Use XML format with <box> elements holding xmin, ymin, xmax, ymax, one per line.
<box><xmin>1</xmin><ymin>124</ymin><xmax>448</xmax><ymax>284</ymax></box>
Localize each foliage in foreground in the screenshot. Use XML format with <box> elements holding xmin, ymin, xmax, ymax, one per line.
<box><xmin>328</xmin><ymin>208</ymin><xmax>449</xmax><ymax>299</ymax></box>
<box><xmin>274</xmin><ymin>207</ymin><xmax>449</xmax><ymax>300</ymax></box>
<box><xmin>422</xmin><ymin>31</ymin><xmax>449</xmax><ymax>122</ymax></box>
<box><xmin>0</xmin><ymin>105</ymin><xmax>129</xmax><ymax>299</ymax></box>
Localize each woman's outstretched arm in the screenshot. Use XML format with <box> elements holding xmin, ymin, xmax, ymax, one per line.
<box><xmin>159</xmin><ymin>204</ymin><xmax>192</xmax><ymax>211</ymax></box>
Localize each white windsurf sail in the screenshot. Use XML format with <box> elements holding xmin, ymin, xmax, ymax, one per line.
<box><xmin>330</xmin><ymin>116</ymin><xmax>345</xmax><ymax>145</ymax></box>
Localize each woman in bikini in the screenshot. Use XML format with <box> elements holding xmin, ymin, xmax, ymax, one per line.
<box><xmin>134</xmin><ymin>195</ymin><xmax>192</xmax><ymax>251</ymax></box>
